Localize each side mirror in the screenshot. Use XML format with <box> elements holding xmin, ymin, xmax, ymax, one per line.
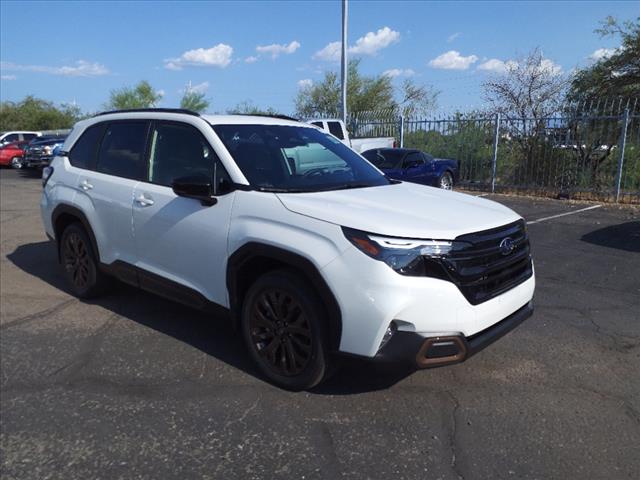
<box><xmin>172</xmin><ymin>175</ymin><xmax>217</xmax><ymax>206</ymax></box>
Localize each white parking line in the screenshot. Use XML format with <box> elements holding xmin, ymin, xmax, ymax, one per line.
<box><xmin>526</xmin><ymin>205</ymin><xmax>602</xmax><ymax>225</ymax></box>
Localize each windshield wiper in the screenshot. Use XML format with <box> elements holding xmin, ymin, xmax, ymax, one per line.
<box><xmin>256</xmin><ymin>186</ymin><xmax>311</xmax><ymax>193</ymax></box>
<box><xmin>325</xmin><ymin>183</ymin><xmax>373</xmax><ymax>191</ymax></box>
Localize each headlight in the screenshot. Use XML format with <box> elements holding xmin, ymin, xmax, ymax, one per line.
<box><xmin>43</xmin><ymin>146</ymin><xmax>52</xmax><ymax>154</ymax></box>
<box><xmin>342</xmin><ymin>227</ymin><xmax>460</xmax><ymax>277</ymax></box>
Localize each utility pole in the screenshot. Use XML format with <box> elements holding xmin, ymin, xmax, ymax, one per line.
<box><xmin>341</xmin><ymin>0</ymin><xmax>348</xmax><ymax>124</ymax></box>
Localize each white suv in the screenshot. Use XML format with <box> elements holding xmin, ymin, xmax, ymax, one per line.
<box><xmin>40</xmin><ymin>109</ymin><xmax>535</xmax><ymax>390</ymax></box>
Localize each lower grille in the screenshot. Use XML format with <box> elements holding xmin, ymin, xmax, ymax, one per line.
<box><xmin>431</xmin><ymin>220</ymin><xmax>533</xmax><ymax>305</ymax></box>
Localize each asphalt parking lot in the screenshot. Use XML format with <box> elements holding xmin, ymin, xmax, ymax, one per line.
<box><xmin>1</xmin><ymin>168</ymin><xmax>639</xmax><ymax>480</ymax></box>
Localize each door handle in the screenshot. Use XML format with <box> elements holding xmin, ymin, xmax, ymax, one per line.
<box><xmin>135</xmin><ymin>194</ymin><xmax>155</xmax><ymax>207</ymax></box>
<box><xmin>79</xmin><ymin>179</ymin><xmax>93</xmax><ymax>191</ymax></box>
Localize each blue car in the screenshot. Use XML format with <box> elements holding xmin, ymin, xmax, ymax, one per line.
<box><xmin>361</xmin><ymin>148</ymin><xmax>459</xmax><ymax>190</ymax></box>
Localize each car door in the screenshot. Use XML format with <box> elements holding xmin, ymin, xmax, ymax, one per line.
<box><xmin>75</xmin><ymin>120</ymin><xmax>149</xmax><ymax>266</ymax></box>
<box><xmin>421</xmin><ymin>152</ymin><xmax>439</xmax><ymax>185</ymax></box>
<box><xmin>132</xmin><ymin>120</ymin><xmax>235</xmax><ymax>308</ymax></box>
<box><xmin>401</xmin><ymin>152</ymin><xmax>427</xmax><ymax>184</ymax></box>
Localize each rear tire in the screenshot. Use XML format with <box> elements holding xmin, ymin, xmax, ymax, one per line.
<box><xmin>59</xmin><ymin>223</ymin><xmax>109</xmax><ymax>299</ymax></box>
<box><xmin>241</xmin><ymin>270</ymin><xmax>330</xmax><ymax>390</ymax></box>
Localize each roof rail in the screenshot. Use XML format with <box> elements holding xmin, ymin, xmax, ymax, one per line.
<box><xmin>94</xmin><ymin>108</ymin><xmax>201</xmax><ymax>117</ymax></box>
<box><xmin>235</xmin><ymin>113</ymin><xmax>300</xmax><ymax>122</ymax></box>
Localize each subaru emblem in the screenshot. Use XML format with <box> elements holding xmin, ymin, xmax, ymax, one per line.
<box><xmin>499</xmin><ymin>237</ymin><xmax>515</xmax><ymax>255</ymax></box>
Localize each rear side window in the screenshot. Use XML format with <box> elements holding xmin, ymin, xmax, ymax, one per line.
<box><xmin>311</xmin><ymin>121</ymin><xmax>323</xmax><ymax>128</ymax></box>
<box><xmin>69</xmin><ymin>124</ymin><xmax>105</xmax><ymax>169</ymax></box>
<box><xmin>96</xmin><ymin>122</ymin><xmax>148</xmax><ymax>180</ymax></box>
<box><xmin>148</xmin><ymin>122</ymin><xmax>220</xmax><ymax>187</ymax></box>
<box><xmin>327</xmin><ymin>121</ymin><xmax>344</xmax><ymax>140</ymax></box>
<box><xmin>23</xmin><ymin>133</ymin><xmax>39</xmax><ymax>141</ymax></box>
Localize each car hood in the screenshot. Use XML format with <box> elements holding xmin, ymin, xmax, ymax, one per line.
<box><xmin>276</xmin><ymin>182</ymin><xmax>521</xmax><ymax>239</ymax></box>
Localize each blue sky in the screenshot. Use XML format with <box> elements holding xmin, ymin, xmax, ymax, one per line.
<box><xmin>0</xmin><ymin>1</ymin><xmax>637</xmax><ymax>115</ymax></box>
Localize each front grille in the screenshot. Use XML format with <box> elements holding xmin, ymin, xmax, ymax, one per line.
<box><xmin>434</xmin><ymin>220</ymin><xmax>533</xmax><ymax>305</ymax></box>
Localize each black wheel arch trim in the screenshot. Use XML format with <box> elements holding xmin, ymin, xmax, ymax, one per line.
<box><xmin>227</xmin><ymin>242</ymin><xmax>343</xmax><ymax>353</ymax></box>
<box><xmin>51</xmin><ymin>204</ymin><xmax>101</xmax><ymax>263</ymax></box>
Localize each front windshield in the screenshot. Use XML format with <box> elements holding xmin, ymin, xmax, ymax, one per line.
<box><xmin>212</xmin><ymin>124</ymin><xmax>390</xmax><ymax>192</ymax></box>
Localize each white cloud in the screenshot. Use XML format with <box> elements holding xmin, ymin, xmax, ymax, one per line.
<box><xmin>190</xmin><ymin>81</ymin><xmax>209</xmax><ymax>93</ymax></box>
<box><xmin>313</xmin><ymin>26</ymin><xmax>400</xmax><ymax>62</ymax></box>
<box><xmin>428</xmin><ymin>50</ymin><xmax>478</xmax><ymax>70</ymax></box>
<box><xmin>297</xmin><ymin>78</ymin><xmax>313</xmax><ymax>88</ymax></box>
<box><xmin>477</xmin><ymin>57</ymin><xmax>562</xmax><ymax>76</ymax></box>
<box><xmin>313</xmin><ymin>41</ymin><xmax>342</xmax><ymax>62</ymax></box>
<box><xmin>589</xmin><ymin>47</ymin><xmax>618</xmax><ymax>61</ymax></box>
<box><xmin>1</xmin><ymin>74</ymin><xmax>17</xmax><ymax>80</ymax></box>
<box><xmin>164</xmin><ymin>43</ymin><xmax>233</xmax><ymax>70</ymax></box>
<box><xmin>478</xmin><ymin>58</ymin><xmax>507</xmax><ymax>73</ymax></box>
<box><xmin>349</xmin><ymin>27</ymin><xmax>400</xmax><ymax>55</ymax></box>
<box><xmin>0</xmin><ymin>60</ymin><xmax>109</xmax><ymax>77</ymax></box>
<box><xmin>244</xmin><ymin>55</ymin><xmax>259</xmax><ymax>64</ymax></box>
<box><xmin>383</xmin><ymin>68</ymin><xmax>415</xmax><ymax>78</ymax></box>
<box><xmin>447</xmin><ymin>32</ymin><xmax>461</xmax><ymax>43</ymax></box>
<box><xmin>256</xmin><ymin>40</ymin><xmax>300</xmax><ymax>59</ymax></box>
<box><xmin>156</xmin><ymin>89</ymin><xmax>165</xmax><ymax>98</ymax></box>
<box><xmin>180</xmin><ymin>81</ymin><xmax>209</xmax><ymax>94</ymax></box>
<box><xmin>538</xmin><ymin>58</ymin><xmax>563</xmax><ymax>75</ymax></box>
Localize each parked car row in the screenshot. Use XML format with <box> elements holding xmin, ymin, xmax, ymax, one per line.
<box><xmin>0</xmin><ymin>133</ymin><xmax>67</xmax><ymax>169</ymax></box>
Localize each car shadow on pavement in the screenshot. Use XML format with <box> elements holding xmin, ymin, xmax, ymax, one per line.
<box><xmin>581</xmin><ymin>221</ymin><xmax>640</xmax><ymax>253</ymax></box>
<box><xmin>7</xmin><ymin>241</ymin><xmax>414</xmax><ymax>394</ymax></box>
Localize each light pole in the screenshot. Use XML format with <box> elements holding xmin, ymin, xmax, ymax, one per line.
<box><xmin>341</xmin><ymin>0</ymin><xmax>348</xmax><ymax>124</ymax></box>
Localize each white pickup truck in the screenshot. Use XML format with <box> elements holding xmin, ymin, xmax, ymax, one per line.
<box><xmin>308</xmin><ymin>119</ymin><xmax>396</xmax><ymax>153</ymax></box>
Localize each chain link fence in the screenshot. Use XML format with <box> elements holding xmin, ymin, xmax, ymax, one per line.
<box><xmin>348</xmin><ymin>99</ymin><xmax>640</xmax><ymax>204</ymax></box>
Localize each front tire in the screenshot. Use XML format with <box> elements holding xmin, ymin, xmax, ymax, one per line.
<box><xmin>241</xmin><ymin>270</ymin><xmax>329</xmax><ymax>390</ymax></box>
<box><xmin>59</xmin><ymin>223</ymin><xmax>109</xmax><ymax>299</ymax></box>
<box><xmin>439</xmin><ymin>171</ymin><xmax>454</xmax><ymax>190</ymax></box>
<box><xmin>10</xmin><ymin>157</ymin><xmax>22</xmax><ymax>169</ymax></box>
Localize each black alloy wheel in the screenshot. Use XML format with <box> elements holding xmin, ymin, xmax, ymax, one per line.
<box><xmin>59</xmin><ymin>223</ymin><xmax>109</xmax><ymax>298</ymax></box>
<box><xmin>241</xmin><ymin>270</ymin><xmax>329</xmax><ymax>390</ymax></box>
<box><xmin>63</xmin><ymin>231</ymin><xmax>91</xmax><ymax>290</ymax></box>
<box><xmin>249</xmin><ymin>288</ymin><xmax>313</xmax><ymax>376</ymax></box>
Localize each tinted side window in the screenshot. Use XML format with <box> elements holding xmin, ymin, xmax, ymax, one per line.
<box><xmin>327</xmin><ymin>121</ymin><xmax>344</xmax><ymax>140</ymax></box>
<box><xmin>403</xmin><ymin>152</ymin><xmax>424</xmax><ymax>168</ymax></box>
<box><xmin>361</xmin><ymin>150</ymin><xmax>377</xmax><ymax>162</ymax></box>
<box><xmin>69</xmin><ymin>124</ymin><xmax>105</xmax><ymax>169</ymax></box>
<box><xmin>96</xmin><ymin>122</ymin><xmax>148</xmax><ymax>180</ymax></box>
<box><xmin>23</xmin><ymin>133</ymin><xmax>38</xmax><ymax>141</ymax></box>
<box><xmin>3</xmin><ymin>134</ymin><xmax>19</xmax><ymax>143</ymax></box>
<box><xmin>311</xmin><ymin>121</ymin><xmax>323</xmax><ymax>128</ymax></box>
<box><xmin>422</xmin><ymin>152</ymin><xmax>434</xmax><ymax>162</ymax></box>
<box><xmin>148</xmin><ymin>122</ymin><xmax>229</xmax><ymax>189</ymax></box>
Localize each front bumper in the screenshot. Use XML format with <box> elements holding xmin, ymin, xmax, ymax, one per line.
<box><xmin>23</xmin><ymin>155</ymin><xmax>52</xmax><ymax>168</ymax></box>
<box><xmin>374</xmin><ymin>301</ymin><xmax>533</xmax><ymax>368</ymax></box>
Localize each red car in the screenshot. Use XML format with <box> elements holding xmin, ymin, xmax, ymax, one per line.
<box><xmin>0</xmin><ymin>141</ymin><xmax>29</xmax><ymax>168</ymax></box>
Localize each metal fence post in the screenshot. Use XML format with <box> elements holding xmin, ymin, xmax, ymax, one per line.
<box><xmin>615</xmin><ymin>108</ymin><xmax>630</xmax><ymax>203</ymax></box>
<box><xmin>491</xmin><ymin>113</ymin><xmax>501</xmax><ymax>193</ymax></box>
<box><xmin>399</xmin><ymin>114</ymin><xmax>405</xmax><ymax>148</ymax></box>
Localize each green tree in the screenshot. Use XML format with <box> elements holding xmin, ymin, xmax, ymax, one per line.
<box><xmin>180</xmin><ymin>90</ymin><xmax>210</xmax><ymax>113</ymax></box>
<box><xmin>0</xmin><ymin>96</ymin><xmax>83</xmax><ymax>130</ymax></box>
<box><xmin>569</xmin><ymin>16</ymin><xmax>640</xmax><ymax>101</ymax></box>
<box><xmin>227</xmin><ymin>100</ymin><xmax>283</xmax><ymax>116</ymax></box>
<box><xmin>294</xmin><ymin>59</ymin><xmax>438</xmax><ymax>118</ymax></box>
<box><xmin>105</xmin><ymin>80</ymin><xmax>163</xmax><ymax>110</ymax></box>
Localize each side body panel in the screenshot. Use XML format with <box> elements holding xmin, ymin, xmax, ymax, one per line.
<box><xmin>132</xmin><ymin>182</ymin><xmax>236</xmax><ymax>306</ymax></box>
